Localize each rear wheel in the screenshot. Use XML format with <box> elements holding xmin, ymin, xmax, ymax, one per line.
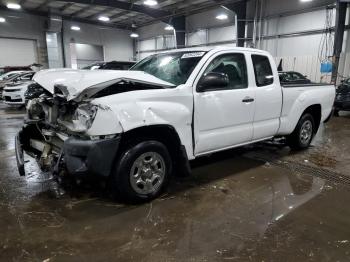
<box><xmin>333</xmin><ymin>109</ymin><xmax>340</xmax><ymax>117</ymax></box>
<box><xmin>111</xmin><ymin>140</ymin><xmax>172</xmax><ymax>203</ymax></box>
<box><xmin>287</xmin><ymin>113</ymin><xmax>315</xmax><ymax>150</ymax></box>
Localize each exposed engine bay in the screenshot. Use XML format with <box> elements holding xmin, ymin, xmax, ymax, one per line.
<box><xmin>22</xmin><ymin>93</ymin><xmax>92</xmax><ymax>172</ymax></box>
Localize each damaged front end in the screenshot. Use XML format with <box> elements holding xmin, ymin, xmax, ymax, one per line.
<box><xmin>15</xmin><ymin>69</ymin><xmax>175</xmax><ymax>179</ymax></box>
<box><xmin>16</xmin><ymin>86</ymin><xmax>120</xmax><ymax>178</ymax></box>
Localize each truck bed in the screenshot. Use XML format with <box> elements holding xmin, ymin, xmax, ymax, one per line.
<box><xmin>278</xmin><ymin>83</ymin><xmax>335</xmax><ymax>135</ymax></box>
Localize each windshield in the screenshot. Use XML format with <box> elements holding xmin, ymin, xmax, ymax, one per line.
<box><xmin>0</xmin><ymin>72</ymin><xmax>19</xmax><ymax>81</ymax></box>
<box><xmin>131</xmin><ymin>51</ymin><xmax>206</xmax><ymax>86</ymax></box>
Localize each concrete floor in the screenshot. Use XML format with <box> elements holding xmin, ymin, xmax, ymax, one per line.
<box><xmin>1</xmin><ymin>101</ymin><xmax>350</xmax><ymax>262</ymax></box>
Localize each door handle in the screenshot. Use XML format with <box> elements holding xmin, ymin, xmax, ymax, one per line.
<box><xmin>242</xmin><ymin>97</ymin><xmax>255</xmax><ymax>103</ymax></box>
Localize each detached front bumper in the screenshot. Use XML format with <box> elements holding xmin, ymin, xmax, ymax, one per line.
<box><xmin>16</xmin><ymin>127</ymin><xmax>121</xmax><ymax>178</ymax></box>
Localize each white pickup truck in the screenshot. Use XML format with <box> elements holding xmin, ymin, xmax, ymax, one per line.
<box><xmin>16</xmin><ymin>46</ymin><xmax>335</xmax><ymax>202</ymax></box>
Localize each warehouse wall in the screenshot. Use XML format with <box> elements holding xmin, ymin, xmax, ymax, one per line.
<box><xmin>0</xmin><ymin>10</ymin><xmax>134</xmax><ymax>69</ymax></box>
<box><xmin>136</xmin><ymin>7</ymin><xmax>237</xmax><ymax>59</ymax></box>
<box><xmin>62</xmin><ymin>21</ymin><xmax>134</xmax><ymax>68</ymax></box>
<box><xmin>0</xmin><ymin>10</ymin><xmax>48</xmax><ymax>68</ymax></box>
<box><xmin>248</xmin><ymin>0</ymin><xmax>350</xmax><ymax>82</ymax></box>
<box><xmin>257</xmin><ymin>8</ymin><xmax>334</xmax><ymax>82</ymax></box>
<box><xmin>136</xmin><ymin>0</ymin><xmax>350</xmax><ymax>82</ymax></box>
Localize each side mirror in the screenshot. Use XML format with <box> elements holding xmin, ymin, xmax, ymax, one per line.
<box><xmin>262</xmin><ymin>75</ymin><xmax>274</xmax><ymax>85</ymax></box>
<box><xmin>197</xmin><ymin>72</ymin><xmax>229</xmax><ymax>92</ymax></box>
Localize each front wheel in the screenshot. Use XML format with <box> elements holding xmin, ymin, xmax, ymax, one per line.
<box><xmin>111</xmin><ymin>140</ymin><xmax>172</xmax><ymax>203</ymax></box>
<box><xmin>287</xmin><ymin>113</ymin><xmax>315</xmax><ymax>150</ymax></box>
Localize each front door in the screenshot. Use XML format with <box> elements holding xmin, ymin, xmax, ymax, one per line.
<box><xmin>193</xmin><ymin>52</ymin><xmax>255</xmax><ymax>155</ymax></box>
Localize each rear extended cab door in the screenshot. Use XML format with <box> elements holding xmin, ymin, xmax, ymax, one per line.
<box><xmin>250</xmin><ymin>53</ymin><xmax>283</xmax><ymax>140</ymax></box>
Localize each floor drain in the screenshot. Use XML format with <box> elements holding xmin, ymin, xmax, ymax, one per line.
<box><xmin>245</xmin><ymin>153</ymin><xmax>350</xmax><ymax>187</ymax></box>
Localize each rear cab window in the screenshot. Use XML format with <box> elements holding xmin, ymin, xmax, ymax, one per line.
<box><xmin>251</xmin><ymin>55</ymin><xmax>274</xmax><ymax>87</ymax></box>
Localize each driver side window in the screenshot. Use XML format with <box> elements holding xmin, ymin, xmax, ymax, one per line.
<box><xmin>203</xmin><ymin>53</ymin><xmax>248</xmax><ymax>90</ymax></box>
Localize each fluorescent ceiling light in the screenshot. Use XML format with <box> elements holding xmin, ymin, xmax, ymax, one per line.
<box><xmin>130</xmin><ymin>33</ymin><xmax>139</xmax><ymax>38</ymax></box>
<box><xmin>0</xmin><ymin>17</ymin><xmax>6</xmax><ymax>23</ymax></box>
<box><xmin>300</xmin><ymin>0</ymin><xmax>313</xmax><ymax>2</ymax></box>
<box><xmin>216</xmin><ymin>14</ymin><xmax>228</xmax><ymax>20</ymax></box>
<box><xmin>71</xmin><ymin>26</ymin><xmax>80</xmax><ymax>31</ymax></box>
<box><xmin>144</xmin><ymin>0</ymin><xmax>158</xmax><ymax>6</ymax></box>
<box><xmin>165</xmin><ymin>25</ymin><xmax>174</xmax><ymax>31</ymax></box>
<box><xmin>98</xmin><ymin>16</ymin><xmax>110</xmax><ymax>22</ymax></box>
<box><xmin>7</xmin><ymin>3</ymin><xmax>21</xmax><ymax>9</ymax></box>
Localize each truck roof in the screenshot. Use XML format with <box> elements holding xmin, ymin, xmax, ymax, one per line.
<box><xmin>160</xmin><ymin>46</ymin><xmax>269</xmax><ymax>55</ymax></box>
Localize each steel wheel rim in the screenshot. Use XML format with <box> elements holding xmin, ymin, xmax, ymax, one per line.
<box><xmin>130</xmin><ymin>152</ymin><xmax>166</xmax><ymax>195</ymax></box>
<box><xmin>300</xmin><ymin>120</ymin><xmax>313</xmax><ymax>145</ymax></box>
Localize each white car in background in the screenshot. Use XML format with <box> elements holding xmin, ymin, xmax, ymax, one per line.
<box><xmin>2</xmin><ymin>81</ymin><xmax>33</xmax><ymax>106</ymax></box>
<box><xmin>2</xmin><ymin>71</ymin><xmax>35</xmax><ymax>105</ymax></box>
<box><xmin>0</xmin><ymin>71</ymin><xmax>31</xmax><ymax>97</ymax></box>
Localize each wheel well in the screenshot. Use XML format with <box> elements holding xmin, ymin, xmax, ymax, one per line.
<box><xmin>303</xmin><ymin>104</ymin><xmax>321</xmax><ymax>133</ymax></box>
<box><xmin>118</xmin><ymin>125</ymin><xmax>190</xmax><ymax>176</ymax></box>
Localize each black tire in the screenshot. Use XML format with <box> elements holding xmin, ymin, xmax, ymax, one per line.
<box><xmin>111</xmin><ymin>140</ymin><xmax>172</xmax><ymax>203</ymax></box>
<box><xmin>287</xmin><ymin>113</ymin><xmax>315</xmax><ymax>150</ymax></box>
<box><xmin>333</xmin><ymin>109</ymin><xmax>340</xmax><ymax>117</ymax></box>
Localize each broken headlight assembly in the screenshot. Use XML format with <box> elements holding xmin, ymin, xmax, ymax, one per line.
<box><xmin>72</xmin><ymin>104</ymin><xmax>98</xmax><ymax>132</ymax></box>
<box><xmin>58</xmin><ymin>103</ymin><xmax>98</xmax><ymax>133</ymax></box>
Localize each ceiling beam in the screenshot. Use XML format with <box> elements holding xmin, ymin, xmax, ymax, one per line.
<box><xmin>85</xmin><ymin>6</ymin><xmax>110</xmax><ymax>19</ymax></box>
<box><xmin>141</xmin><ymin>0</ymin><xmax>244</xmax><ymax>26</ymax></box>
<box><xmin>69</xmin><ymin>5</ymin><xmax>92</xmax><ymax>17</ymax></box>
<box><xmin>109</xmin><ymin>10</ymin><xmax>130</xmax><ymax>21</ymax></box>
<box><xmin>35</xmin><ymin>0</ymin><xmax>50</xmax><ymax>10</ymax></box>
<box><xmin>60</xmin><ymin>2</ymin><xmax>75</xmax><ymax>12</ymax></box>
<box><xmin>0</xmin><ymin>4</ymin><xmax>130</xmax><ymax>29</ymax></box>
<box><xmin>53</xmin><ymin>0</ymin><xmax>171</xmax><ymax>20</ymax></box>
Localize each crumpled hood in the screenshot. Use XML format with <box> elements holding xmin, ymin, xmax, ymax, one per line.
<box><xmin>33</xmin><ymin>69</ymin><xmax>175</xmax><ymax>101</ymax></box>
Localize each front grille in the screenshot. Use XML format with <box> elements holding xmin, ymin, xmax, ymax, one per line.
<box><xmin>4</xmin><ymin>89</ymin><xmax>21</xmax><ymax>93</ymax></box>
<box><xmin>4</xmin><ymin>96</ymin><xmax>22</xmax><ymax>103</ymax></box>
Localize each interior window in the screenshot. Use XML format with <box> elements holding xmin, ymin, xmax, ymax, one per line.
<box><xmin>203</xmin><ymin>53</ymin><xmax>248</xmax><ymax>90</ymax></box>
<box><xmin>292</xmin><ymin>72</ymin><xmax>306</xmax><ymax>80</ymax></box>
<box><xmin>252</xmin><ymin>55</ymin><xmax>274</xmax><ymax>87</ymax></box>
<box><xmin>20</xmin><ymin>73</ymin><xmax>33</xmax><ymax>80</ymax></box>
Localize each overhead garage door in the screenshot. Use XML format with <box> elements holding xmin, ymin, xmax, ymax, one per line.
<box><xmin>0</xmin><ymin>38</ymin><xmax>38</xmax><ymax>67</ymax></box>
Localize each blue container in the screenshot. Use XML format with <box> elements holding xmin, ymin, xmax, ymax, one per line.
<box><xmin>320</xmin><ymin>61</ymin><xmax>333</xmax><ymax>73</ymax></box>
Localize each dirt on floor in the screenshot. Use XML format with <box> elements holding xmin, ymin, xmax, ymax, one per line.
<box><xmin>1</xmin><ymin>102</ymin><xmax>350</xmax><ymax>262</ymax></box>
